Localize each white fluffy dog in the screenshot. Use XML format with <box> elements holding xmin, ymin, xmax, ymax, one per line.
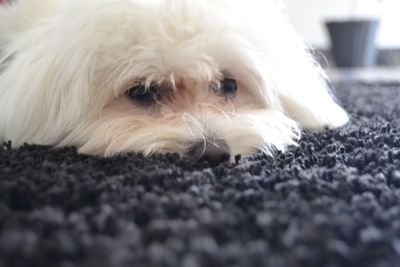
<box><xmin>0</xmin><ymin>0</ymin><xmax>348</xmax><ymax>165</ymax></box>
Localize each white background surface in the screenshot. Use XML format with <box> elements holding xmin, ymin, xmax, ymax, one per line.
<box><xmin>285</xmin><ymin>0</ymin><xmax>400</xmax><ymax>49</ymax></box>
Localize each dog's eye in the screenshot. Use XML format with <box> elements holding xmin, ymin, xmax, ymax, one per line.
<box><xmin>221</xmin><ymin>78</ymin><xmax>237</xmax><ymax>96</ymax></box>
<box><xmin>127</xmin><ymin>85</ymin><xmax>157</xmax><ymax>104</ymax></box>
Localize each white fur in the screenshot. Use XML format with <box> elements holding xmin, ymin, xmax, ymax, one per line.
<box><xmin>0</xmin><ymin>0</ymin><xmax>348</xmax><ymax>160</ymax></box>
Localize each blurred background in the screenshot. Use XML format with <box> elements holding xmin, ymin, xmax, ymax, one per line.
<box><xmin>1</xmin><ymin>0</ymin><xmax>399</xmax><ymax>81</ymax></box>
<box><xmin>286</xmin><ymin>0</ymin><xmax>400</xmax><ymax>81</ymax></box>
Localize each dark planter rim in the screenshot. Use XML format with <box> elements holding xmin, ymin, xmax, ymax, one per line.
<box><xmin>325</xmin><ymin>18</ymin><xmax>380</xmax><ymax>25</ymax></box>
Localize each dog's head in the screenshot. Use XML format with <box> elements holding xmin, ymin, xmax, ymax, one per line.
<box><xmin>0</xmin><ymin>0</ymin><xmax>348</xmax><ymax>164</ymax></box>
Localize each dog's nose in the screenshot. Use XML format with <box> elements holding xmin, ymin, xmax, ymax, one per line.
<box><xmin>188</xmin><ymin>139</ymin><xmax>231</xmax><ymax>166</ymax></box>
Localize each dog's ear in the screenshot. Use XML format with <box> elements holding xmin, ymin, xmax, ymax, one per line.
<box><xmin>231</xmin><ymin>0</ymin><xmax>349</xmax><ymax>131</ymax></box>
<box><xmin>0</xmin><ymin>0</ymin><xmax>55</xmax><ymax>49</ymax></box>
<box><xmin>0</xmin><ymin>11</ymin><xmax>94</xmax><ymax>146</ymax></box>
<box><xmin>275</xmin><ymin>50</ymin><xmax>349</xmax><ymax>130</ymax></box>
<box><xmin>260</xmin><ymin>14</ymin><xmax>349</xmax><ymax>131</ymax></box>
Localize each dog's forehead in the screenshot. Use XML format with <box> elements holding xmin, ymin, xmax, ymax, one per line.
<box><xmin>95</xmin><ymin>0</ymin><xmax>257</xmax><ymax>47</ymax></box>
<box><xmin>85</xmin><ymin>0</ymin><xmax>277</xmax><ymax>106</ymax></box>
<box><xmin>93</xmin><ymin>6</ymin><xmax>225</xmax><ymax>81</ymax></box>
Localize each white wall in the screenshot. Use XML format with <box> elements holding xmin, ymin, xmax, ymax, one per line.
<box><xmin>286</xmin><ymin>0</ymin><xmax>400</xmax><ymax>49</ymax></box>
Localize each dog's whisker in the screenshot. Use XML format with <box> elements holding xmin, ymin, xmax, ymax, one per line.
<box><xmin>200</xmin><ymin>103</ymin><xmax>232</xmax><ymax>122</ymax></box>
<box><xmin>169</xmin><ymin>73</ymin><xmax>177</xmax><ymax>91</ymax></box>
<box><xmin>182</xmin><ymin>113</ymin><xmax>209</xmax><ymax>158</ymax></box>
<box><xmin>182</xmin><ymin>114</ymin><xmax>194</xmax><ymax>138</ymax></box>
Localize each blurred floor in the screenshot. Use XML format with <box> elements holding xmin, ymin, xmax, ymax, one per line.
<box><xmin>327</xmin><ymin>67</ymin><xmax>400</xmax><ymax>83</ymax></box>
<box><xmin>315</xmin><ymin>49</ymin><xmax>400</xmax><ymax>82</ymax></box>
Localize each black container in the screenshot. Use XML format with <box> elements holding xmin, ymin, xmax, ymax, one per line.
<box><xmin>326</xmin><ymin>20</ymin><xmax>380</xmax><ymax>68</ymax></box>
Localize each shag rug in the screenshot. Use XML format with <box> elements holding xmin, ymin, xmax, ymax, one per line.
<box><xmin>1</xmin><ymin>82</ymin><xmax>400</xmax><ymax>267</ymax></box>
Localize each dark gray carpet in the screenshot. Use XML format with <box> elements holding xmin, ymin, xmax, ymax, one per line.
<box><xmin>1</xmin><ymin>82</ymin><xmax>400</xmax><ymax>267</ymax></box>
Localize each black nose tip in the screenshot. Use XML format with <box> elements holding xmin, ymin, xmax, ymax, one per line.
<box><xmin>188</xmin><ymin>140</ymin><xmax>231</xmax><ymax>166</ymax></box>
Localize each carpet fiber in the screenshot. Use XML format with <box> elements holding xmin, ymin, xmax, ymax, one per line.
<box><xmin>1</xmin><ymin>82</ymin><xmax>400</xmax><ymax>267</ymax></box>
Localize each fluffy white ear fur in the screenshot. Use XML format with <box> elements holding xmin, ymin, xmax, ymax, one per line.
<box><xmin>0</xmin><ymin>0</ymin><xmax>57</xmax><ymax>48</ymax></box>
<box><xmin>204</xmin><ymin>0</ymin><xmax>349</xmax><ymax>131</ymax></box>
<box><xmin>0</xmin><ymin>0</ymin><xmax>94</xmax><ymax>145</ymax></box>
<box><xmin>273</xmin><ymin>27</ymin><xmax>349</xmax><ymax>130</ymax></box>
<box><xmin>243</xmin><ymin>0</ymin><xmax>349</xmax><ymax>130</ymax></box>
